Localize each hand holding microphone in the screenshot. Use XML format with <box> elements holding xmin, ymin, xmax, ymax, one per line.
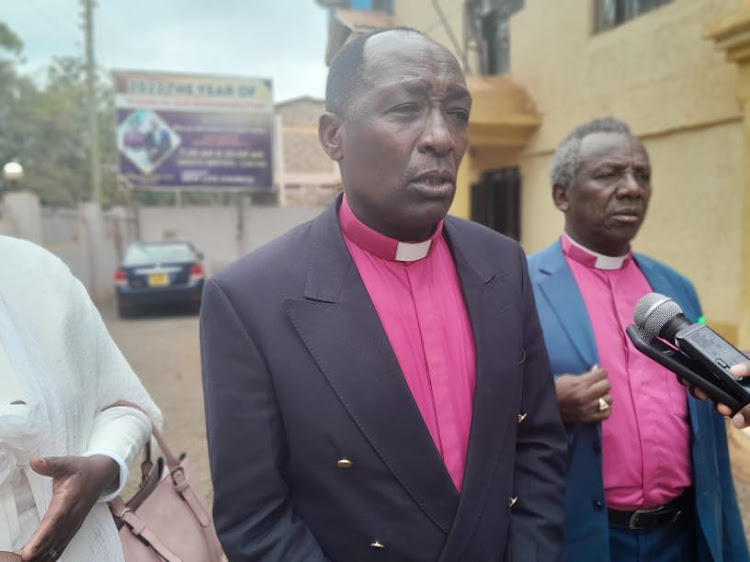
<box><xmin>718</xmin><ymin>361</ymin><xmax>750</xmax><ymax>428</ymax></box>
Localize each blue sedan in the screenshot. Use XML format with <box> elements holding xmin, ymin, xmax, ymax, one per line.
<box><xmin>115</xmin><ymin>241</ymin><xmax>205</xmax><ymax>317</ymax></box>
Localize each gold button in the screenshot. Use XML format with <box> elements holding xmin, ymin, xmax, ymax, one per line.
<box><xmin>337</xmin><ymin>458</ymin><xmax>353</xmax><ymax>469</ymax></box>
<box><xmin>517</xmin><ymin>413</ymin><xmax>527</xmax><ymax>423</ymax></box>
<box><xmin>508</xmin><ymin>496</ymin><xmax>518</xmax><ymax>507</ymax></box>
<box><xmin>370</xmin><ymin>540</ymin><xmax>385</xmax><ymax>549</ymax></box>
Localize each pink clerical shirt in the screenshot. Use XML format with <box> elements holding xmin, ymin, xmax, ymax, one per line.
<box><xmin>561</xmin><ymin>234</ymin><xmax>691</xmax><ymax>510</ymax></box>
<box><xmin>338</xmin><ymin>196</ymin><xmax>476</xmax><ymax>491</ymax></box>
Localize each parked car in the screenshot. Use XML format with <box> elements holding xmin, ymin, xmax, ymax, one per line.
<box><xmin>115</xmin><ymin>240</ymin><xmax>205</xmax><ymax>317</ymax></box>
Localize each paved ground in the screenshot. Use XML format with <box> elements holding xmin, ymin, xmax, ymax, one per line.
<box><xmin>100</xmin><ymin>300</ymin><xmax>750</xmax><ymax>543</ymax></box>
<box><xmin>100</xmin><ymin>302</ymin><xmax>214</xmax><ymax>505</ymax></box>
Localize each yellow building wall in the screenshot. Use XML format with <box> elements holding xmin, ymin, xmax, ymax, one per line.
<box><xmin>636</xmin><ymin>124</ymin><xmax>743</xmax><ymax>331</ymax></box>
<box><xmin>394</xmin><ymin>1</ymin><xmax>467</xmax><ymax>68</ymax></box>
<box><xmin>392</xmin><ymin>0</ymin><xmax>747</xmax><ymax>340</ymax></box>
<box><xmin>519</xmin><ymin>152</ymin><xmax>562</xmax><ymax>254</ymax></box>
<box><xmin>511</xmin><ymin>0</ymin><xmax>741</xmax><ymax>154</ymax></box>
<box><xmin>510</xmin><ymin>0</ymin><xmax>744</xmax><ymax>338</ymax></box>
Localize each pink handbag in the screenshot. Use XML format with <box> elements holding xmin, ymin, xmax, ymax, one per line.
<box><xmin>109</xmin><ymin>424</ymin><xmax>223</xmax><ymax>562</ymax></box>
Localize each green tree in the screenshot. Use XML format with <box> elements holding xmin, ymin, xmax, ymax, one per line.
<box><xmin>20</xmin><ymin>56</ymin><xmax>121</xmax><ymax>206</ymax></box>
<box><xmin>0</xmin><ymin>22</ymin><xmax>31</xmax><ymax>178</ymax></box>
<box><xmin>0</xmin><ymin>22</ymin><xmax>23</xmax><ymax>54</ymax></box>
<box><xmin>0</xmin><ymin>22</ymin><xmax>123</xmax><ymax>206</ymax></box>
<box><xmin>0</xmin><ymin>20</ymin><xmax>240</xmax><ymax>207</ymax></box>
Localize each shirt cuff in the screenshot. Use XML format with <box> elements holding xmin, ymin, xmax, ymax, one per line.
<box><xmin>81</xmin><ymin>450</ymin><xmax>129</xmax><ymax>503</ymax></box>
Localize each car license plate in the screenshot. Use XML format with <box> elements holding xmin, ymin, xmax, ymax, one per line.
<box><xmin>148</xmin><ymin>272</ymin><xmax>170</xmax><ymax>287</ymax></box>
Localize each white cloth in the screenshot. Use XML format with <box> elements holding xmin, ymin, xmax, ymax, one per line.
<box><xmin>0</xmin><ymin>235</ymin><xmax>162</xmax><ymax>560</ymax></box>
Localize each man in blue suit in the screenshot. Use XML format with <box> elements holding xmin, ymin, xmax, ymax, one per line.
<box><xmin>527</xmin><ymin>117</ymin><xmax>749</xmax><ymax>562</ymax></box>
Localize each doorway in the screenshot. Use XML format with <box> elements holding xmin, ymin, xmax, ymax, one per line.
<box><xmin>470</xmin><ymin>166</ymin><xmax>521</xmax><ymax>240</ymax></box>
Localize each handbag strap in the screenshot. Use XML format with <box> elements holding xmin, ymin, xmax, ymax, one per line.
<box><xmin>106</xmin><ymin>400</ymin><xmax>213</xmax><ymax>528</ymax></box>
<box><xmin>109</xmin><ymin>497</ymin><xmax>183</xmax><ymax>562</ymax></box>
<box><xmin>121</xmin><ymin>455</ymin><xmax>162</xmax><ymax>518</ymax></box>
<box><xmin>169</xmin><ymin>464</ymin><xmax>212</xmax><ymax>528</ymax></box>
<box><xmin>105</xmin><ymin>400</ymin><xmax>182</xmax><ymax>470</ymax></box>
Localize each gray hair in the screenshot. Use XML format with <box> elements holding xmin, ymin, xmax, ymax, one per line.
<box><xmin>550</xmin><ymin>118</ymin><xmax>632</xmax><ymax>189</ymax></box>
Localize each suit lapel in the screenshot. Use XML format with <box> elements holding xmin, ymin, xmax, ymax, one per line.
<box><xmin>283</xmin><ymin>203</ymin><xmax>459</xmax><ymax>533</ymax></box>
<box><xmin>531</xmin><ymin>242</ymin><xmax>603</xmax><ymax>447</ymax></box>
<box><xmin>635</xmin><ymin>255</ymin><xmax>670</xmax><ymax>300</ymax></box>
<box><xmin>534</xmin><ymin>243</ymin><xmax>598</xmax><ymax>366</ymax></box>
<box><xmin>437</xmin><ymin>219</ymin><xmax>522</xmax><ymax>560</ymax></box>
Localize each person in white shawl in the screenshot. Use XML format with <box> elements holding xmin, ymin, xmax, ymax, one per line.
<box><xmin>0</xmin><ymin>235</ymin><xmax>161</xmax><ymax>561</ymax></box>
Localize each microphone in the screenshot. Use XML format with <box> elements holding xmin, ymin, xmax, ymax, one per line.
<box><xmin>633</xmin><ymin>294</ymin><xmax>693</xmax><ymax>345</ymax></box>
<box><xmin>626</xmin><ymin>292</ymin><xmax>750</xmax><ymax>413</ymax></box>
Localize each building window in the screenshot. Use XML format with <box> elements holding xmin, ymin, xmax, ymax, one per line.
<box><xmin>594</xmin><ymin>0</ymin><xmax>672</xmax><ymax>32</ymax></box>
<box><xmin>345</xmin><ymin>0</ymin><xmax>392</xmax><ymax>12</ymax></box>
<box><xmin>471</xmin><ymin>167</ymin><xmax>521</xmax><ymax>240</ymax></box>
<box><xmin>466</xmin><ymin>0</ymin><xmax>524</xmax><ymax>75</ymax></box>
<box><xmin>373</xmin><ymin>0</ymin><xmax>393</xmax><ymax>13</ymax></box>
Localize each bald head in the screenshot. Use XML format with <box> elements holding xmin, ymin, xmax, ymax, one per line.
<box><xmin>325</xmin><ymin>27</ymin><xmax>458</xmax><ymax>119</ymax></box>
<box><xmin>318</xmin><ymin>25</ymin><xmax>470</xmax><ymax>241</ymax></box>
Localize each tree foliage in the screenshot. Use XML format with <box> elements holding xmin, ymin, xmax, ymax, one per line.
<box><xmin>0</xmin><ymin>22</ymin><xmax>23</xmax><ymax>54</ymax></box>
<box><xmin>0</xmin><ymin>21</ymin><xmax>248</xmax><ymax>208</ymax></box>
<box><xmin>0</xmin><ymin>22</ymin><xmax>124</xmax><ymax>207</ymax></box>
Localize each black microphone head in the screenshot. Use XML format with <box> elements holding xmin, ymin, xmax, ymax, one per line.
<box><xmin>633</xmin><ymin>292</ymin><xmax>684</xmax><ymax>338</ymax></box>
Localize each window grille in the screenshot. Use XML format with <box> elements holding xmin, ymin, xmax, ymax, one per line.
<box><xmin>594</xmin><ymin>0</ymin><xmax>673</xmax><ymax>32</ymax></box>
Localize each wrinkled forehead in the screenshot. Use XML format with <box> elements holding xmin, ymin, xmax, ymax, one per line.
<box><xmin>362</xmin><ymin>31</ymin><xmax>467</xmax><ymax>90</ymax></box>
<box><xmin>579</xmin><ymin>132</ymin><xmax>650</xmax><ymax>167</ymax></box>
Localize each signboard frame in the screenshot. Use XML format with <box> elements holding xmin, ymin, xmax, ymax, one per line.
<box><xmin>113</xmin><ymin>69</ymin><xmax>275</xmax><ymax>192</ymax></box>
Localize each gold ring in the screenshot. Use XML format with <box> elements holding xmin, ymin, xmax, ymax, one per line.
<box><xmin>598</xmin><ymin>397</ymin><xmax>609</xmax><ymax>411</ymax></box>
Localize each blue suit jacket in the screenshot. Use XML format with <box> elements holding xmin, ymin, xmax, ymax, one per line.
<box><xmin>527</xmin><ymin>240</ymin><xmax>749</xmax><ymax>562</ymax></box>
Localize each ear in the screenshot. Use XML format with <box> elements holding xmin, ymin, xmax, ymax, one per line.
<box><xmin>552</xmin><ymin>183</ymin><xmax>570</xmax><ymax>212</ymax></box>
<box><xmin>319</xmin><ymin>112</ymin><xmax>344</xmax><ymax>161</ymax></box>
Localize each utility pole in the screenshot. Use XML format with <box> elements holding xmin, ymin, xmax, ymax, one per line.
<box><xmin>83</xmin><ymin>0</ymin><xmax>102</xmax><ymax>204</ymax></box>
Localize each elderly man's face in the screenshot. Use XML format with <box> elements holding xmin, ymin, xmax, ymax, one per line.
<box><xmin>323</xmin><ymin>32</ymin><xmax>471</xmax><ymax>241</ymax></box>
<box><xmin>554</xmin><ymin>132</ymin><xmax>652</xmax><ymax>256</ymax></box>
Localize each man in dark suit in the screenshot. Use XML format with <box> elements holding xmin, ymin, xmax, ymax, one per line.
<box><xmin>527</xmin><ymin>118</ymin><xmax>748</xmax><ymax>562</ymax></box>
<box><xmin>200</xmin><ymin>27</ymin><xmax>566</xmax><ymax>562</ymax></box>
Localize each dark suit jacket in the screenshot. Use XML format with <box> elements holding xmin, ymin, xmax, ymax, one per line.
<box><xmin>200</xmin><ymin>201</ymin><xmax>567</xmax><ymax>562</ymax></box>
<box><xmin>528</xmin><ymin>240</ymin><xmax>749</xmax><ymax>562</ymax></box>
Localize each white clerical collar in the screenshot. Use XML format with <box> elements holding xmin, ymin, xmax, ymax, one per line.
<box><xmin>395</xmin><ymin>240</ymin><xmax>432</xmax><ymax>262</ymax></box>
<box><xmin>565</xmin><ymin>234</ymin><xmax>630</xmax><ymax>270</ymax></box>
<box><xmin>338</xmin><ymin>195</ymin><xmax>441</xmax><ymax>262</ymax></box>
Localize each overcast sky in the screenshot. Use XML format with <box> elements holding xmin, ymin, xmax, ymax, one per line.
<box><xmin>3</xmin><ymin>0</ymin><xmax>330</xmax><ymax>103</ymax></box>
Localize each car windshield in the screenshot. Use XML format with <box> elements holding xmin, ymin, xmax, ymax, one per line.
<box><xmin>124</xmin><ymin>243</ymin><xmax>197</xmax><ymax>265</ymax></box>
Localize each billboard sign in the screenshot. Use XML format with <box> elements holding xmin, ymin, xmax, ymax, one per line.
<box><xmin>113</xmin><ymin>70</ymin><xmax>274</xmax><ymax>191</ymax></box>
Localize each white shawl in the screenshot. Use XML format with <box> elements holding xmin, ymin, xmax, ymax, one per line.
<box><xmin>0</xmin><ymin>236</ymin><xmax>162</xmax><ymax>561</ymax></box>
